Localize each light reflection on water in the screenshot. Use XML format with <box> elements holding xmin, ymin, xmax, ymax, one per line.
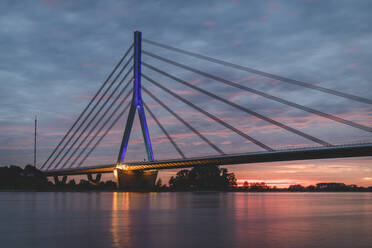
<box><xmin>0</xmin><ymin>192</ymin><xmax>371</xmax><ymax>248</ymax></box>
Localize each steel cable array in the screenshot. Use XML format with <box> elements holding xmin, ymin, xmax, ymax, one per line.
<box><xmin>143</xmin><ymin>51</ymin><xmax>372</xmax><ymax>133</ymax></box>
<box><xmin>143</xmin><ymin>102</ymin><xmax>186</xmax><ymax>159</ymax></box>
<box><xmin>141</xmin><ymin>62</ymin><xmax>331</xmax><ymax>146</ymax></box>
<box><xmin>76</xmin><ymin>93</ymin><xmax>133</xmax><ymax>168</ymax></box>
<box><xmin>142</xmin><ymin>74</ymin><xmax>274</xmax><ymax>151</ymax></box>
<box><xmin>143</xmin><ymin>87</ymin><xmax>226</xmax><ymax>155</ymax></box>
<box><xmin>41</xmin><ymin>44</ymin><xmax>133</xmax><ymax>170</ymax></box>
<box><xmin>64</xmin><ymin>78</ymin><xmax>133</xmax><ymax>169</ymax></box>
<box><xmin>43</xmin><ymin>45</ymin><xmax>133</xmax><ymax>170</ymax></box>
<box><xmin>143</xmin><ymin>38</ymin><xmax>372</xmax><ymax>105</ymax></box>
<box><xmin>50</xmin><ymin>64</ymin><xmax>133</xmax><ymax>170</ymax></box>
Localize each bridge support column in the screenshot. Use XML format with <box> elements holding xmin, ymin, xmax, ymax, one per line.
<box><xmin>53</xmin><ymin>175</ymin><xmax>67</xmax><ymax>185</ymax></box>
<box><xmin>114</xmin><ymin>168</ymin><xmax>158</xmax><ymax>189</ymax></box>
<box><xmin>87</xmin><ymin>173</ymin><xmax>102</xmax><ymax>185</ymax></box>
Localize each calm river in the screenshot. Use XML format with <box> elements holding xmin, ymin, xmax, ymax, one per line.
<box><xmin>0</xmin><ymin>192</ymin><xmax>371</xmax><ymax>248</ymax></box>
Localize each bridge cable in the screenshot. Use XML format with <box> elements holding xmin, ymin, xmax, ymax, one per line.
<box><xmin>70</xmin><ymin>87</ymin><xmax>133</xmax><ymax>168</ymax></box>
<box><xmin>142</xmin><ymin>87</ymin><xmax>225</xmax><ymax>155</ymax></box>
<box><xmin>55</xmin><ymin>68</ymin><xmax>133</xmax><ymax>170</ymax></box>
<box><xmin>77</xmin><ymin>100</ymin><xmax>132</xmax><ymax>168</ymax></box>
<box><xmin>142</xmin><ymin>55</ymin><xmax>372</xmax><ymax>133</ymax></box>
<box><xmin>143</xmin><ymin>102</ymin><xmax>186</xmax><ymax>159</ymax></box>
<box><xmin>46</xmin><ymin>56</ymin><xmax>133</xmax><ymax>170</ymax></box>
<box><xmin>64</xmin><ymin>78</ymin><xmax>133</xmax><ymax>169</ymax></box>
<box><xmin>60</xmin><ymin>72</ymin><xmax>132</xmax><ymax>169</ymax></box>
<box><xmin>40</xmin><ymin>44</ymin><xmax>133</xmax><ymax>170</ymax></box>
<box><xmin>142</xmin><ymin>74</ymin><xmax>273</xmax><ymax>151</ymax></box>
<box><xmin>47</xmin><ymin>63</ymin><xmax>133</xmax><ymax>170</ymax></box>
<box><xmin>45</xmin><ymin>56</ymin><xmax>133</xmax><ymax>170</ymax></box>
<box><xmin>142</xmin><ymin>63</ymin><xmax>331</xmax><ymax>146</ymax></box>
<box><xmin>143</xmin><ymin>39</ymin><xmax>372</xmax><ymax>105</ymax></box>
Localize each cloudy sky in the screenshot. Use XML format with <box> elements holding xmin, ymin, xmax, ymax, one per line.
<box><xmin>0</xmin><ymin>0</ymin><xmax>371</xmax><ymax>186</ymax></box>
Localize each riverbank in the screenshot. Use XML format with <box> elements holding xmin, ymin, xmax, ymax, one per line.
<box><xmin>1</xmin><ymin>186</ymin><xmax>372</xmax><ymax>193</ymax></box>
<box><xmin>1</xmin><ymin>165</ymin><xmax>371</xmax><ymax>192</ymax></box>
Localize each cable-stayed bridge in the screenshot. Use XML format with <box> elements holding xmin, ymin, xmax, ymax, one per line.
<box><xmin>42</xmin><ymin>31</ymin><xmax>372</xmax><ymax>188</ymax></box>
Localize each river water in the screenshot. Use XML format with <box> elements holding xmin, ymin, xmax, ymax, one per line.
<box><xmin>0</xmin><ymin>192</ymin><xmax>371</xmax><ymax>248</ymax></box>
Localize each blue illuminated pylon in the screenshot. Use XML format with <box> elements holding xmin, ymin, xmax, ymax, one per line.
<box><xmin>117</xmin><ymin>31</ymin><xmax>154</xmax><ymax>164</ymax></box>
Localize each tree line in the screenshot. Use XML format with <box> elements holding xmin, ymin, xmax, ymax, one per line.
<box><xmin>1</xmin><ymin>164</ymin><xmax>372</xmax><ymax>192</ymax></box>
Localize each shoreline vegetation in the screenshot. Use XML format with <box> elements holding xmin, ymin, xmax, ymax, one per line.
<box><xmin>1</xmin><ymin>164</ymin><xmax>372</xmax><ymax>192</ymax></box>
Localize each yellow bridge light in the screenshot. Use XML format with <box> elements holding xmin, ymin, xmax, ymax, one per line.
<box><xmin>116</xmin><ymin>164</ymin><xmax>129</xmax><ymax>170</ymax></box>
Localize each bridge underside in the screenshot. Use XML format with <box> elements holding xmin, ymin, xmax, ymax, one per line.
<box><xmin>46</xmin><ymin>144</ymin><xmax>372</xmax><ymax>176</ymax></box>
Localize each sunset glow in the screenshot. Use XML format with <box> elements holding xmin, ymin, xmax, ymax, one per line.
<box><xmin>1</xmin><ymin>1</ymin><xmax>372</xmax><ymax>248</ymax></box>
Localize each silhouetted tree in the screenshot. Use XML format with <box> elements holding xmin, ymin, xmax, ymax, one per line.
<box><xmin>249</xmin><ymin>182</ymin><xmax>269</xmax><ymax>191</ymax></box>
<box><xmin>288</xmin><ymin>184</ymin><xmax>306</xmax><ymax>191</ymax></box>
<box><xmin>316</xmin><ymin>183</ymin><xmax>347</xmax><ymax>191</ymax></box>
<box><xmin>104</xmin><ymin>180</ymin><xmax>117</xmax><ymax>189</ymax></box>
<box><xmin>0</xmin><ymin>165</ymin><xmax>48</xmax><ymax>189</ymax></box>
<box><xmin>307</xmin><ymin>185</ymin><xmax>316</xmax><ymax>191</ymax></box>
<box><xmin>169</xmin><ymin>169</ymin><xmax>190</xmax><ymax>190</ymax></box>
<box><xmin>169</xmin><ymin>165</ymin><xmax>236</xmax><ymax>190</ymax></box>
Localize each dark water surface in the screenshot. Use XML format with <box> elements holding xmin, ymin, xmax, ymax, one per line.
<box><xmin>0</xmin><ymin>192</ymin><xmax>371</xmax><ymax>248</ymax></box>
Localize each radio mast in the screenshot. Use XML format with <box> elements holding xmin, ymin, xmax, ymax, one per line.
<box><xmin>34</xmin><ymin>115</ymin><xmax>37</xmax><ymax>167</ymax></box>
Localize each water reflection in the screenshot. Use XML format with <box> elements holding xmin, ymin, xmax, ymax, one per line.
<box><xmin>107</xmin><ymin>192</ymin><xmax>372</xmax><ymax>248</ymax></box>
<box><xmin>0</xmin><ymin>192</ymin><xmax>371</xmax><ymax>248</ymax></box>
<box><xmin>111</xmin><ymin>192</ymin><xmax>131</xmax><ymax>248</ymax></box>
<box><xmin>233</xmin><ymin>193</ymin><xmax>372</xmax><ymax>248</ymax></box>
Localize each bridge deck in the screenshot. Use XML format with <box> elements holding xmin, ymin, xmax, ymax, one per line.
<box><xmin>45</xmin><ymin>143</ymin><xmax>372</xmax><ymax>176</ymax></box>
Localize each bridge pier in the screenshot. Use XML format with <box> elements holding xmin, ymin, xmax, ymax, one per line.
<box><xmin>114</xmin><ymin>168</ymin><xmax>158</xmax><ymax>189</ymax></box>
<box><xmin>87</xmin><ymin>173</ymin><xmax>102</xmax><ymax>185</ymax></box>
<box><xmin>53</xmin><ymin>175</ymin><xmax>67</xmax><ymax>185</ymax></box>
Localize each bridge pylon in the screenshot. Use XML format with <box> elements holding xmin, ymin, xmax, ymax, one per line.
<box><xmin>115</xmin><ymin>30</ymin><xmax>157</xmax><ymax>189</ymax></box>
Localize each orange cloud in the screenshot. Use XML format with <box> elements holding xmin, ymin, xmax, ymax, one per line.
<box><xmin>233</xmin><ymin>40</ymin><xmax>243</xmax><ymax>46</ymax></box>
<box><xmin>190</xmin><ymin>79</ymin><xmax>202</xmax><ymax>85</ymax></box>
<box><xmin>172</xmin><ymin>89</ymin><xmax>198</xmax><ymax>96</ymax></box>
<box><xmin>345</xmin><ymin>63</ymin><xmax>359</xmax><ymax>69</ymax></box>
<box><xmin>235</xmin><ymin>75</ymin><xmax>259</xmax><ymax>83</ymax></box>
<box><xmin>82</xmin><ymin>63</ymin><xmax>97</xmax><ymax>68</ymax></box>
<box><xmin>347</xmin><ymin>47</ymin><xmax>359</xmax><ymax>53</ymax></box>
<box><xmin>40</xmin><ymin>0</ymin><xmax>62</xmax><ymax>6</ymax></box>
<box><xmin>203</xmin><ymin>21</ymin><xmax>215</xmax><ymax>28</ymax></box>
<box><xmin>266</xmin><ymin>2</ymin><xmax>281</xmax><ymax>10</ymax></box>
